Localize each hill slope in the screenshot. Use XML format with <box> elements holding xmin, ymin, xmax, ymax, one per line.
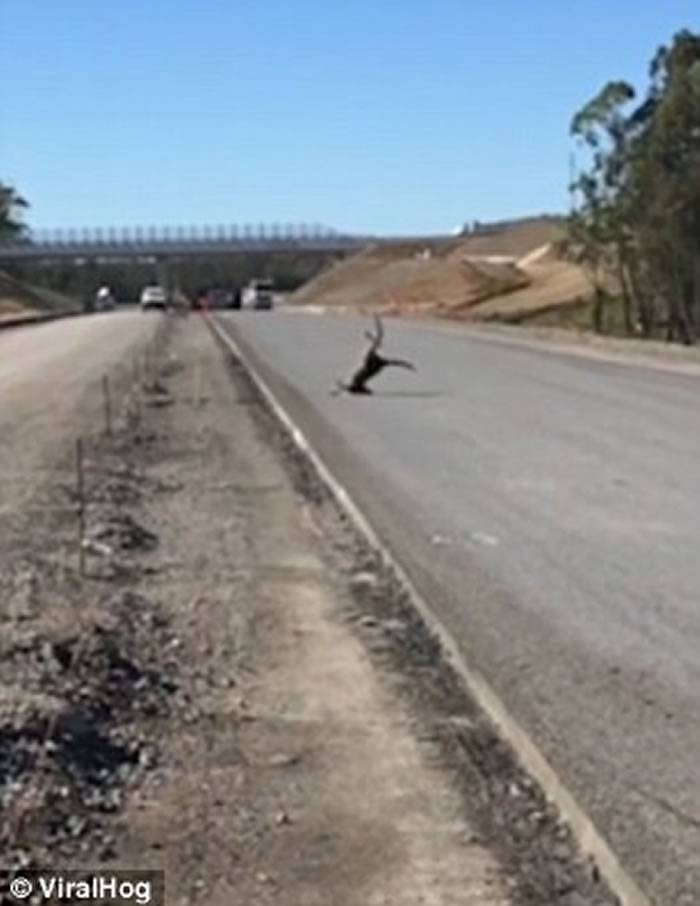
<box><xmin>0</xmin><ymin>271</ymin><xmax>77</xmax><ymax>320</ymax></box>
<box><xmin>291</xmin><ymin>217</ymin><xmax>590</xmax><ymax>321</ymax></box>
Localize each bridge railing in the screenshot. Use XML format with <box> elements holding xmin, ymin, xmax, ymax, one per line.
<box><xmin>0</xmin><ymin>223</ymin><xmax>360</xmax><ymax>250</ymax></box>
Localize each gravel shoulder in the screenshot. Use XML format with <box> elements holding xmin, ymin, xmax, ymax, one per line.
<box><xmin>434</xmin><ymin>319</ymin><xmax>700</xmax><ymax>377</ymax></box>
<box><xmin>1</xmin><ymin>314</ymin><xmax>618</xmax><ymax>905</ymax></box>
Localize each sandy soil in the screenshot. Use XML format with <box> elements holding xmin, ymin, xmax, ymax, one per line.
<box><xmin>0</xmin><ymin>301</ymin><xmax>28</xmax><ymax>318</ymax></box>
<box><xmin>290</xmin><ymin>219</ymin><xmax>588</xmax><ymax>322</ymax></box>
<box><xmin>458</xmin><ymin>247</ymin><xmax>590</xmax><ymax>322</ymax></box>
<box><xmin>291</xmin><ymin>243</ymin><xmax>530</xmax><ymax>315</ymax></box>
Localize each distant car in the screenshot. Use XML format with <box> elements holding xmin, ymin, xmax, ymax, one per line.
<box><xmin>191</xmin><ymin>287</ymin><xmax>234</xmax><ymax>310</ymax></box>
<box><xmin>206</xmin><ymin>288</ymin><xmax>232</xmax><ymax>309</ymax></box>
<box><xmin>140</xmin><ymin>285</ymin><xmax>168</xmax><ymax>310</ymax></box>
<box><xmin>94</xmin><ymin>285</ymin><xmax>116</xmax><ymax>311</ymax></box>
<box><xmin>241</xmin><ymin>279</ymin><xmax>274</xmax><ymax>310</ymax></box>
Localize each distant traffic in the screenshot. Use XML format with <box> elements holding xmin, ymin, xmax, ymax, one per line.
<box><xmin>86</xmin><ymin>278</ymin><xmax>277</xmax><ymax>314</ymax></box>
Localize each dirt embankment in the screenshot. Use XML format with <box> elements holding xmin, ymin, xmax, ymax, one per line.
<box><xmin>292</xmin><ymin>218</ymin><xmax>592</xmax><ymax>323</ymax></box>
<box><xmin>466</xmin><ymin>243</ymin><xmax>593</xmax><ymax>323</ymax></box>
<box><xmin>0</xmin><ymin>313</ymin><xmax>617</xmax><ymax>905</ymax></box>
<box><xmin>0</xmin><ymin>271</ymin><xmax>76</xmax><ymax>321</ymax></box>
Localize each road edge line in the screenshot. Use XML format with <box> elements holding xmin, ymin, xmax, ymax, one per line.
<box><xmin>206</xmin><ymin>313</ymin><xmax>651</xmax><ymax>906</ymax></box>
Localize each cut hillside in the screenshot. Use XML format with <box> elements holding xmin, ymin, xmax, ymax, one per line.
<box><xmin>454</xmin><ymin>216</ymin><xmax>566</xmax><ymax>258</ymax></box>
<box><xmin>292</xmin><ymin>241</ymin><xmax>529</xmax><ymax>314</ymax></box>
<box><xmin>0</xmin><ymin>297</ymin><xmax>27</xmax><ymax>318</ymax></box>
<box><xmin>0</xmin><ymin>271</ymin><xmax>76</xmax><ymax>321</ymax></box>
<box><xmin>455</xmin><ymin>243</ymin><xmax>593</xmax><ymax>322</ymax></box>
<box><xmin>291</xmin><ymin>217</ymin><xmax>589</xmax><ymax>320</ymax></box>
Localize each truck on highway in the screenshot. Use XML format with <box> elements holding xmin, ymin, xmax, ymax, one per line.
<box><xmin>241</xmin><ymin>278</ymin><xmax>274</xmax><ymax>310</ymax></box>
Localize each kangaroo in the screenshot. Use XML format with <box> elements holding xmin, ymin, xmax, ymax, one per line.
<box><xmin>333</xmin><ymin>315</ymin><xmax>416</xmax><ymax>396</ymax></box>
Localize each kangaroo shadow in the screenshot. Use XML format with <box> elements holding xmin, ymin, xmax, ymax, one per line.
<box><xmin>372</xmin><ymin>390</ymin><xmax>445</xmax><ymax>399</ymax></box>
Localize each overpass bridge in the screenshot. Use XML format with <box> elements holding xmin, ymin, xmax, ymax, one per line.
<box><xmin>0</xmin><ymin>224</ymin><xmax>372</xmax><ymax>263</ymax></box>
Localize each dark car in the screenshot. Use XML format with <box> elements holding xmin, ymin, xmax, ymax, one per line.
<box><xmin>192</xmin><ymin>287</ymin><xmax>235</xmax><ymax>310</ymax></box>
<box><xmin>206</xmin><ymin>289</ymin><xmax>232</xmax><ymax>309</ymax></box>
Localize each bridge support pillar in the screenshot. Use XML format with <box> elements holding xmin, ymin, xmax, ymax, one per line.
<box><xmin>156</xmin><ymin>257</ymin><xmax>171</xmax><ymax>297</ymax></box>
<box><xmin>79</xmin><ymin>259</ymin><xmax>99</xmax><ymax>311</ymax></box>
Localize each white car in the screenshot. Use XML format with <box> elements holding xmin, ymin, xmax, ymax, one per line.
<box><xmin>140</xmin><ymin>285</ymin><xmax>168</xmax><ymax>311</ymax></box>
<box><xmin>94</xmin><ymin>285</ymin><xmax>116</xmax><ymax>311</ymax></box>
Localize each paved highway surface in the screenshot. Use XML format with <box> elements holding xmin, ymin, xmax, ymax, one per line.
<box><xmin>219</xmin><ymin>310</ymin><xmax>700</xmax><ymax>906</ymax></box>
<box><xmin>0</xmin><ymin>312</ymin><xmax>158</xmax><ymax>514</ymax></box>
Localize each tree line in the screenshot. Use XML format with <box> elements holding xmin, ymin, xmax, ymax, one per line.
<box><xmin>0</xmin><ymin>183</ymin><xmax>28</xmax><ymax>241</ymax></box>
<box><xmin>568</xmin><ymin>29</ymin><xmax>700</xmax><ymax>343</ymax></box>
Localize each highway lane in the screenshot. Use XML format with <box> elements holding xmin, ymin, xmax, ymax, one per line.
<box><xmin>0</xmin><ymin>312</ymin><xmax>151</xmax><ymax>388</ymax></box>
<box><xmin>0</xmin><ymin>312</ymin><xmax>159</xmax><ymax>512</ymax></box>
<box><xmin>219</xmin><ymin>310</ymin><xmax>700</xmax><ymax>906</ymax></box>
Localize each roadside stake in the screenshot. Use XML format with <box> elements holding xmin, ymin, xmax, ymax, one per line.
<box><xmin>102</xmin><ymin>375</ymin><xmax>113</xmax><ymax>437</ymax></box>
<box><xmin>204</xmin><ymin>312</ymin><xmax>651</xmax><ymax>906</ymax></box>
<box><xmin>194</xmin><ymin>359</ymin><xmax>202</xmax><ymax>408</ymax></box>
<box><xmin>76</xmin><ymin>437</ymin><xmax>86</xmax><ymax>577</ymax></box>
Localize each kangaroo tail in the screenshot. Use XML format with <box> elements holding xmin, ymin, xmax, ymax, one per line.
<box><xmin>385</xmin><ymin>358</ymin><xmax>416</xmax><ymax>371</ymax></box>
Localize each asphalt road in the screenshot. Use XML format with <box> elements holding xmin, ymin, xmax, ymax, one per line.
<box><xmin>219</xmin><ymin>310</ymin><xmax>700</xmax><ymax>906</ymax></box>
<box><xmin>0</xmin><ymin>312</ymin><xmax>158</xmax><ymax>513</ymax></box>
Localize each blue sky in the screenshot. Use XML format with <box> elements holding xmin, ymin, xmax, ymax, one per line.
<box><xmin>1</xmin><ymin>1</ymin><xmax>698</xmax><ymax>234</ymax></box>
